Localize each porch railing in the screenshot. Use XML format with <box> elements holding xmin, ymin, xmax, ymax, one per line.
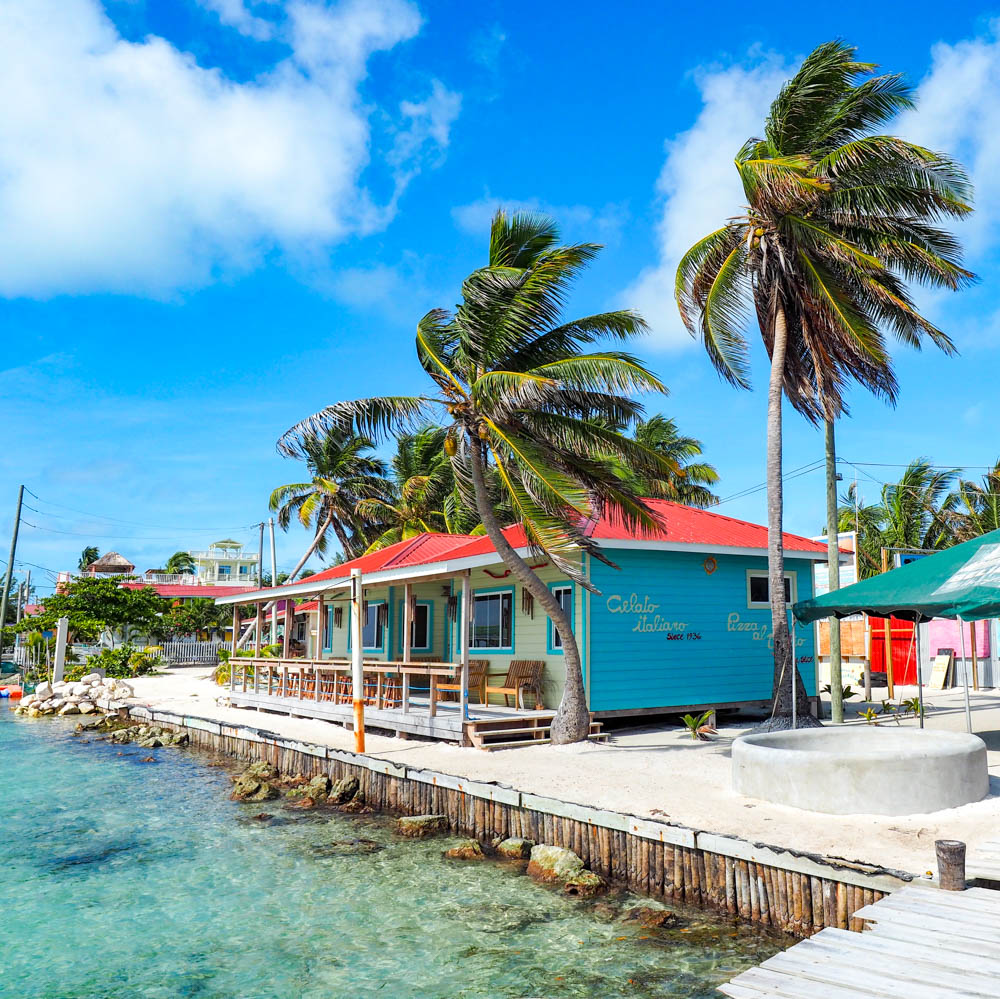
<box><xmin>228</xmin><ymin>657</ymin><xmax>463</xmax><ymax>718</ymax></box>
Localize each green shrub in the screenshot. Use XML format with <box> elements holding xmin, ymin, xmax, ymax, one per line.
<box><xmin>65</xmin><ymin>643</ymin><xmax>162</xmax><ymax>681</ymax></box>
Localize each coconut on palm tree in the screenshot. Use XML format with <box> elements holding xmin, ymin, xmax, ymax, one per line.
<box><xmin>270</xmin><ymin>426</ymin><xmax>388</xmax><ymax>578</ymax></box>
<box><xmin>675</xmin><ymin>41</ymin><xmax>973</xmax><ymax>727</ymax></box>
<box><xmin>165</xmin><ymin>551</ymin><xmax>196</xmax><ymax>575</ymax></box>
<box><xmin>279</xmin><ymin>210</ymin><xmax>674</xmax><ymax>743</ymax></box>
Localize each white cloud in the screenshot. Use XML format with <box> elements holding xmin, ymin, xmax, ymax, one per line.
<box><xmin>452</xmin><ymin>194</ymin><xmax>627</xmax><ymax>244</ymax></box>
<box><xmin>0</xmin><ymin>0</ymin><xmax>459</xmax><ymax>298</ymax></box>
<box><xmin>898</xmin><ymin>25</ymin><xmax>1000</xmax><ymax>256</ymax></box>
<box><xmin>623</xmin><ymin>56</ymin><xmax>791</xmax><ymax>348</ymax></box>
<box><xmin>199</xmin><ymin>0</ymin><xmax>275</xmax><ymax>39</ymax></box>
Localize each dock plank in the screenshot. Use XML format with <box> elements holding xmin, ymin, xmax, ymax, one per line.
<box><xmin>722</xmin><ymin>883</ymin><xmax>1000</xmax><ymax>997</ymax></box>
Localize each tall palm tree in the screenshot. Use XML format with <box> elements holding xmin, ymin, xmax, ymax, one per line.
<box><xmin>675</xmin><ymin>41</ymin><xmax>973</xmax><ymax>726</ymax></box>
<box><xmin>78</xmin><ymin>546</ymin><xmax>99</xmax><ymax>571</ymax></box>
<box><xmin>357</xmin><ymin>427</ymin><xmax>453</xmax><ymax>552</ymax></box>
<box><xmin>270</xmin><ymin>427</ymin><xmax>388</xmax><ymax>578</ymax></box>
<box><xmin>626</xmin><ymin>415</ymin><xmax>719</xmax><ymax>507</ymax></box>
<box><xmin>954</xmin><ymin>461</ymin><xmax>1000</xmax><ymax>542</ymax></box>
<box><xmin>165</xmin><ymin>551</ymin><xmax>196</xmax><ymax>575</ymax></box>
<box><xmin>279</xmin><ymin>210</ymin><xmax>673</xmax><ymax>743</ymax></box>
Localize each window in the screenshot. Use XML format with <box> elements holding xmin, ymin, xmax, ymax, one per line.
<box><xmin>472</xmin><ymin>590</ymin><xmax>513</xmax><ymax>650</ymax></box>
<box><xmin>746</xmin><ymin>570</ymin><xmax>796</xmax><ymax>608</ymax></box>
<box><xmin>323</xmin><ymin>606</ymin><xmax>333</xmax><ymax>651</ymax></box>
<box><xmin>400</xmin><ymin>601</ymin><xmax>432</xmax><ymax>652</ymax></box>
<box><xmin>549</xmin><ymin>584</ymin><xmax>573</xmax><ymax>651</ymax></box>
<box><xmin>361</xmin><ymin>602</ymin><xmax>385</xmax><ymax>650</ymax></box>
<box><xmin>218</xmin><ymin>564</ymin><xmax>232</xmax><ymax>576</ymax></box>
<box><xmin>238</xmin><ymin>564</ymin><xmax>249</xmax><ymax>575</ymax></box>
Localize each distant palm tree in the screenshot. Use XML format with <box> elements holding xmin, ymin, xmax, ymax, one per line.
<box><xmin>675</xmin><ymin>41</ymin><xmax>973</xmax><ymax>725</ymax></box>
<box><xmin>270</xmin><ymin>427</ymin><xmax>388</xmax><ymax>579</ymax></box>
<box><xmin>78</xmin><ymin>546</ymin><xmax>99</xmax><ymax>571</ymax></box>
<box><xmin>838</xmin><ymin>462</ymin><xmax>958</xmax><ymax>578</ymax></box>
<box><xmin>279</xmin><ymin>210</ymin><xmax>672</xmax><ymax>743</ymax></box>
<box><xmin>165</xmin><ymin>551</ymin><xmax>196</xmax><ymax>575</ymax></box>
<box><xmin>357</xmin><ymin>427</ymin><xmax>452</xmax><ymax>552</ymax></box>
<box><xmin>954</xmin><ymin>461</ymin><xmax>1000</xmax><ymax>542</ymax></box>
<box><xmin>626</xmin><ymin>416</ymin><xmax>719</xmax><ymax>507</ymax></box>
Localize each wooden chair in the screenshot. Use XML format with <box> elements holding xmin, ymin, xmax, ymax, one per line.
<box><xmin>435</xmin><ymin>659</ymin><xmax>489</xmax><ymax>704</ymax></box>
<box><xmin>484</xmin><ymin>660</ymin><xmax>545</xmax><ymax>709</ymax></box>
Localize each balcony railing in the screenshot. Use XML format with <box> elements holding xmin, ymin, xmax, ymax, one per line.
<box><xmin>142</xmin><ymin>572</ymin><xmax>259</xmax><ymax>586</ymax></box>
<box><xmin>189</xmin><ymin>550</ymin><xmax>258</xmax><ymax>561</ymax></box>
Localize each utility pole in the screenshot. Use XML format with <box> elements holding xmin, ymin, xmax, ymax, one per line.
<box><xmin>0</xmin><ymin>485</ymin><xmax>24</xmax><ymax>653</ymax></box>
<box><xmin>825</xmin><ymin>426</ymin><xmax>843</xmax><ymax>723</ymax></box>
<box><xmin>268</xmin><ymin>517</ymin><xmax>277</xmax><ymax>645</ymax></box>
<box><xmin>257</xmin><ymin>521</ymin><xmax>264</xmax><ymax>587</ymax></box>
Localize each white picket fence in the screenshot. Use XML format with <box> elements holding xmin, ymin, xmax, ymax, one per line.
<box><xmin>155</xmin><ymin>641</ymin><xmax>231</xmax><ymax>664</ymax></box>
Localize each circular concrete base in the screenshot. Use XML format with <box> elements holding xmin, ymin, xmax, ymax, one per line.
<box><xmin>732</xmin><ymin>727</ymin><xmax>989</xmax><ymax>816</ymax></box>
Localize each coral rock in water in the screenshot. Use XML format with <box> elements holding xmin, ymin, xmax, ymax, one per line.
<box><xmin>621</xmin><ymin>906</ymin><xmax>681</xmax><ymax>928</ymax></box>
<box><xmin>495</xmin><ymin>837</ymin><xmax>535</xmax><ymax>860</ymax></box>
<box><xmin>444</xmin><ymin>839</ymin><xmax>486</xmax><ymax>860</ymax></box>
<box><xmin>396</xmin><ymin>814</ymin><xmax>447</xmax><ymax>838</ymax></box>
<box><xmin>526</xmin><ymin>845</ymin><xmax>584</xmax><ymax>882</ymax></box>
<box><xmin>328</xmin><ymin>775</ymin><xmax>359</xmax><ymax>804</ymax></box>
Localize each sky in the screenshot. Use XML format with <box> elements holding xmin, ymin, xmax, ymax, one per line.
<box><xmin>3</xmin><ymin>0</ymin><xmax>1000</xmax><ymax>596</ymax></box>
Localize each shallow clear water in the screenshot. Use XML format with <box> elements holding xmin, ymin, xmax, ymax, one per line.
<box><xmin>1</xmin><ymin>708</ymin><xmax>782</xmax><ymax>998</ymax></box>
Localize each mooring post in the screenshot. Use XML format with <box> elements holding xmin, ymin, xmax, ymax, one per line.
<box><xmin>936</xmin><ymin>839</ymin><xmax>966</xmax><ymax>891</ymax></box>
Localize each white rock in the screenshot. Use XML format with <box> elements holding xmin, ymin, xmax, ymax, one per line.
<box><xmin>70</xmin><ymin>682</ymin><xmax>90</xmax><ymax>697</ymax></box>
<box><xmin>109</xmin><ymin>680</ymin><xmax>134</xmax><ymax>698</ymax></box>
<box><xmin>52</xmin><ymin>681</ymin><xmax>68</xmax><ymax>691</ymax></box>
<box><xmin>78</xmin><ymin>701</ymin><xmax>95</xmax><ymax>714</ymax></box>
<box><xmin>58</xmin><ymin>703</ymin><xmax>80</xmax><ymax>715</ymax></box>
<box><xmin>21</xmin><ymin>694</ymin><xmax>35</xmax><ymax>707</ymax></box>
<box><xmin>35</xmin><ymin>682</ymin><xmax>53</xmax><ymax>699</ymax></box>
<box><xmin>81</xmin><ymin>671</ymin><xmax>103</xmax><ymax>683</ymax></box>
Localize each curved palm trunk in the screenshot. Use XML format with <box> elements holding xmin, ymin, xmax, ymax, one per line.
<box><xmin>468</xmin><ymin>441</ymin><xmax>590</xmax><ymax>744</ymax></box>
<box><xmin>766</xmin><ymin>302</ymin><xmax>811</xmax><ymax>724</ymax></box>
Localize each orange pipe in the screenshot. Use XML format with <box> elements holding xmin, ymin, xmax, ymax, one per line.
<box><xmin>353</xmin><ymin>698</ymin><xmax>365</xmax><ymax>753</ymax></box>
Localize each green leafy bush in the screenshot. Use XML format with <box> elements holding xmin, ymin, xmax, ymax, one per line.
<box><xmin>65</xmin><ymin>643</ymin><xmax>162</xmax><ymax>681</ymax></box>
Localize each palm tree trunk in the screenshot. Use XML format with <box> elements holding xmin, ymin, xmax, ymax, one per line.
<box><xmin>467</xmin><ymin>440</ymin><xmax>590</xmax><ymax>744</ymax></box>
<box><xmin>825</xmin><ymin>418</ymin><xmax>843</xmax><ymax>723</ymax></box>
<box><xmin>766</xmin><ymin>302</ymin><xmax>810</xmax><ymax>724</ymax></box>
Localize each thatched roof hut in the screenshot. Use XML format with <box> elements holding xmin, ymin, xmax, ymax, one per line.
<box><xmin>85</xmin><ymin>551</ymin><xmax>136</xmax><ymax>575</ymax></box>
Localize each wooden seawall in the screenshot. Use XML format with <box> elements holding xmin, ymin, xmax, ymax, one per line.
<box><xmin>128</xmin><ymin>704</ymin><xmax>912</xmax><ymax>938</ymax></box>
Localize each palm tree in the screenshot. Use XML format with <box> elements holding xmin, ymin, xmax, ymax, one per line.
<box><xmin>838</xmin><ymin>462</ymin><xmax>958</xmax><ymax>578</ymax></box>
<box><xmin>78</xmin><ymin>546</ymin><xmax>99</xmax><ymax>571</ymax></box>
<box><xmin>165</xmin><ymin>551</ymin><xmax>196</xmax><ymax>575</ymax></box>
<box><xmin>270</xmin><ymin>427</ymin><xmax>388</xmax><ymax>579</ymax></box>
<box><xmin>279</xmin><ymin>210</ymin><xmax>673</xmax><ymax>743</ymax></box>
<box><xmin>954</xmin><ymin>461</ymin><xmax>1000</xmax><ymax>542</ymax></box>
<box><xmin>626</xmin><ymin>415</ymin><xmax>719</xmax><ymax>507</ymax></box>
<box><xmin>675</xmin><ymin>41</ymin><xmax>973</xmax><ymax>726</ymax></box>
<box><xmin>357</xmin><ymin>427</ymin><xmax>453</xmax><ymax>552</ymax></box>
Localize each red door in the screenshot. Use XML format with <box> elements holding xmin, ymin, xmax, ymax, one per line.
<box><xmin>869</xmin><ymin>617</ymin><xmax>917</xmax><ymax>685</ymax></box>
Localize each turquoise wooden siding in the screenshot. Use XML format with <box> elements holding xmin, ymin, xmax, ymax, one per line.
<box><xmin>588</xmin><ymin>550</ymin><xmax>817</xmax><ymax>712</ymax></box>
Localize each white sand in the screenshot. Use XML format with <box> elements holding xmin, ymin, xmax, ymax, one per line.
<box><xmin>126</xmin><ymin>670</ymin><xmax>1000</xmax><ymax>876</ymax></box>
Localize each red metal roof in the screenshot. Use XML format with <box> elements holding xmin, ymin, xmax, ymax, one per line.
<box><xmin>586</xmin><ymin>500</ymin><xmax>829</xmax><ymax>553</ymax></box>
<box><xmin>267</xmin><ymin>502</ymin><xmax>828</xmax><ymax>595</ymax></box>
<box><xmin>121</xmin><ymin>583</ymin><xmax>262</xmax><ymax>599</ymax></box>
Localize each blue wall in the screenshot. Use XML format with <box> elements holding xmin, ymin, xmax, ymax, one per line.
<box><xmin>588</xmin><ymin>549</ymin><xmax>816</xmax><ymax>712</ymax></box>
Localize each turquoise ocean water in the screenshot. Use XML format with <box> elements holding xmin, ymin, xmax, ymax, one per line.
<box><xmin>0</xmin><ymin>707</ymin><xmax>781</xmax><ymax>998</ymax></box>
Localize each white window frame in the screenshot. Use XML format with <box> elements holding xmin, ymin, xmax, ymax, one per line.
<box><xmin>746</xmin><ymin>569</ymin><xmax>796</xmax><ymax>609</ymax></box>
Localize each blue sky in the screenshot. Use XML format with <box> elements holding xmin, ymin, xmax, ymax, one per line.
<box><xmin>3</xmin><ymin>0</ymin><xmax>1000</xmax><ymax>595</ymax></box>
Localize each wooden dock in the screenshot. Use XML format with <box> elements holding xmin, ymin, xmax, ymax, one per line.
<box><xmin>720</xmin><ymin>882</ymin><xmax>1000</xmax><ymax>997</ymax></box>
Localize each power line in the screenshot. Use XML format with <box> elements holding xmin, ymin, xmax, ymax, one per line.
<box><xmin>21</xmin><ymin>520</ymin><xmax>259</xmax><ymax>543</ymax></box>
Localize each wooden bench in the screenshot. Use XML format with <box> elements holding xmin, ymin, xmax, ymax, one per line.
<box><xmin>436</xmin><ymin>659</ymin><xmax>489</xmax><ymax>704</ymax></box>
<box><xmin>484</xmin><ymin>660</ymin><xmax>545</xmax><ymax>709</ymax></box>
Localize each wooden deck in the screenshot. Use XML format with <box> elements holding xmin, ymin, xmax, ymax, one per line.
<box><xmin>227</xmin><ymin>658</ymin><xmax>604</xmax><ymax>748</ymax></box>
<box><xmin>719</xmin><ymin>882</ymin><xmax>1000</xmax><ymax>997</ymax></box>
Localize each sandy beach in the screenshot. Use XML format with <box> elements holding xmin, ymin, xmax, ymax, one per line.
<box><xmin>120</xmin><ymin>669</ymin><xmax>1000</xmax><ymax>877</ymax></box>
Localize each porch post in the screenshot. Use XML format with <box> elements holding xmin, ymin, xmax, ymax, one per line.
<box><xmin>402</xmin><ymin>581</ymin><xmax>412</xmax><ymax>714</ymax></box>
<box><xmin>316</xmin><ymin>594</ymin><xmax>325</xmax><ymax>660</ymax></box>
<box><xmin>350</xmin><ymin>569</ymin><xmax>365</xmax><ymax>752</ymax></box>
<box><xmin>230</xmin><ymin>606</ymin><xmax>239</xmax><ymax>692</ymax></box>
<box><xmin>460</xmin><ymin>571</ymin><xmax>470</xmax><ymax>722</ymax></box>
<box><xmin>254</xmin><ymin>603</ymin><xmax>262</xmax><ymax>655</ymax></box>
<box><xmin>283</xmin><ymin>600</ymin><xmax>292</xmax><ymax>658</ymax></box>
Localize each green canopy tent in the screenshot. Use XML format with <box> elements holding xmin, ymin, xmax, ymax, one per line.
<box><xmin>794</xmin><ymin>528</ymin><xmax>1000</xmax><ymax>732</ymax></box>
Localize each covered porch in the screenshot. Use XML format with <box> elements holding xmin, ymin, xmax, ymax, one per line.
<box><xmin>218</xmin><ymin>554</ymin><xmax>593</xmax><ymax>749</ymax></box>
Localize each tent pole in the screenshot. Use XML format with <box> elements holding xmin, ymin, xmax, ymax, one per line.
<box><xmin>914</xmin><ymin>621</ymin><xmax>924</xmax><ymax>730</ymax></box>
<box><xmin>958</xmin><ymin>616</ymin><xmax>973</xmax><ymax>735</ymax></box>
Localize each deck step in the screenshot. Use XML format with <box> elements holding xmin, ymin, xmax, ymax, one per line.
<box><xmin>479</xmin><ymin>732</ymin><xmax>608</xmax><ymax>751</ymax></box>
